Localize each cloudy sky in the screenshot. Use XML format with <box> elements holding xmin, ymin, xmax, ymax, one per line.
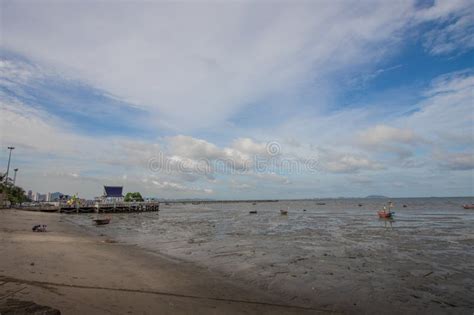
<box><xmin>1</xmin><ymin>0</ymin><xmax>473</xmax><ymax>199</ymax></box>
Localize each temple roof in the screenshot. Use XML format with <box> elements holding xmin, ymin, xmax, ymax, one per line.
<box><xmin>103</xmin><ymin>186</ymin><xmax>123</xmax><ymax>198</ymax></box>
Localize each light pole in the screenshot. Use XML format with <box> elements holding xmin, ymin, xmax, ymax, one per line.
<box><xmin>13</xmin><ymin>168</ymin><xmax>18</xmax><ymax>186</ymax></box>
<box><xmin>5</xmin><ymin>146</ymin><xmax>15</xmax><ymax>184</ymax></box>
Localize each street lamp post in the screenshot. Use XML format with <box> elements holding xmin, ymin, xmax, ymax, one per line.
<box><xmin>5</xmin><ymin>146</ymin><xmax>15</xmax><ymax>184</ymax></box>
<box><xmin>13</xmin><ymin>168</ymin><xmax>18</xmax><ymax>186</ymax></box>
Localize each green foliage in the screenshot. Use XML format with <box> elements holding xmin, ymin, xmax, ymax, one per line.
<box><xmin>0</xmin><ymin>181</ymin><xmax>29</xmax><ymax>204</ymax></box>
<box><xmin>124</xmin><ymin>192</ymin><xmax>144</xmax><ymax>202</ymax></box>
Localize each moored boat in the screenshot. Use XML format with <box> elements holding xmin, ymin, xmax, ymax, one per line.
<box><xmin>249</xmin><ymin>210</ymin><xmax>257</xmax><ymax>214</ymax></box>
<box><xmin>378</xmin><ymin>210</ymin><xmax>393</xmax><ymax>219</ymax></box>
<box><xmin>378</xmin><ymin>201</ymin><xmax>395</xmax><ymax>219</ymax></box>
<box><xmin>61</xmin><ymin>208</ymin><xmax>76</xmax><ymax>214</ymax></box>
<box><xmin>79</xmin><ymin>208</ymin><xmax>94</xmax><ymax>213</ymax></box>
<box><xmin>280</xmin><ymin>209</ymin><xmax>288</xmax><ymax>215</ymax></box>
<box><xmin>40</xmin><ymin>208</ymin><xmax>59</xmax><ymax>213</ymax></box>
<box><xmin>463</xmin><ymin>204</ymin><xmax>474</xmax><ymax>209</ymax></box>
<box><xmin>93</xmin><ymin>218</ymin><xmax>111</xmax><ymax>225</ymax></box>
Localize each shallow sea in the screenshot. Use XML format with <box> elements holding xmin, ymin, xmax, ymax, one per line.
<box><xmin>65</xmin><ymin>197</ymin><xmax>474</xmax><ymax>312</ymax></box>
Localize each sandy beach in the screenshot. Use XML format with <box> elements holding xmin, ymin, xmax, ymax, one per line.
<box><xmin>0</xmin><ymin>209</ymin><xmax>324</xmax><ymax>314</ymax></box>
<box><xmin>1</xmin><ymin>202</ymin><xmax>473</xmax><ymax>314</ymax></box>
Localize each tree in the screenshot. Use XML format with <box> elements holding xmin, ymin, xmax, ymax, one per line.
<box><xmin>0</xmin><ymin>180</ymin><xmax>29</xmax><ymax>205</ymax></box>
<box><xmin>124</xmin><ymin>192</ymin><xmax>144</xmax><ymax>202</ymax></box>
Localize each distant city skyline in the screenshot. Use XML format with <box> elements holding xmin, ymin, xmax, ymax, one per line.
<box><xmin>26</xmin><ymin>190</ymin><xmax>64</xmax><ymax>202</ymax></box>
<box><xmin>1</xmin><ymin>1</ymin><xmax>473</xmax><ymax>199</ymax></box>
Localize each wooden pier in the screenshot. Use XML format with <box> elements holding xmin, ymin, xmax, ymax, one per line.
<box><xmin>20</xmin><ymin>201</ymin><xmax>160</xmax><ymax>214</ymax></box>
<box><xmin>61</xmin><ymin>201</ymin><xmax>160</xmax><ymax>213</ymax></box>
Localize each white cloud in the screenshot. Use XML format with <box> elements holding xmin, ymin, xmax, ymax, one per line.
<box><xmin>229</xmin><ymin>180</ymin><xmax>254</xmax><ymax>191</ymax></box>
<box><xmin>165</xmin><ymin>135</ymin><xmax>272</xmax><ymax>173</ymax></box>
<box><xmin>405</xmin><ymin>71</ymin><xmax>474</xmax><ymax>147</ymax></box>
<box><xmin>416</xmin><ymin>0</ymin><xmax>474</xmax><ymax>55</ymax></box>
<box><xmin>230</xmin><ymin>138</ymin><xmax>268</xmax><ymax>157</ymax></box>
<box><xmin>423</xmin><ymin>14</ymin><xmax>474</xmax><ymax>55</ymax></box>
<box><xmin>414</xmin><ymin>0</ymin><xmax>470</xmax><ymax>21</ymax></box>
<box><xmin>0</xmin><ymin>96</ymin><xmax>87</xmax><ymax>156</ymax></box>
<box><xmin>0</xmin><ymin>59</ymin><xmax>39</xmax><ymax>88</ymax></box>
<box><xmin>251</xmin><ymin>172</ymin><xmax>291</xmax><ymax>185</ymax></box>
<box><xmin>434</xmin><ymin>151</ymin><xmax>474</xmax><ymax>170</ymax></box>
<box><xmin>167</xmin><ymin>135</ymin><xmax>222</xmax><ymax>160</ymax></box>
<box><xmin>357</xmin><ymin>124</ymin><xmax>425</xmax><ymax>159</ymax></box>
<box><xmin>3</xmin><ymin>0</ymin><xmax>469</xmax><ymax>130</ymax></box>
<box><xmin>151</xmin><ymin>179</ymin><xmax>213</xmax><ymax>194</ymax></box>
<box><xmin>358</xmin><ymin>125</ymin><xmax>422</xmax><ymax>147</ymax></box>
<box><xmin>324</xmin><ymin>155</ymin><xmax>383</xmax><ymax>173</ymax></box>
<box><xmin>318</xmin><ymin>149</ymin><xmax>384</xmax><ymax>173</ymax></box>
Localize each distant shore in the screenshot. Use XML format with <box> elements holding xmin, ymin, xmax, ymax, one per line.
<box><xmin>0</xmin><ymin>209</ymin><xmax>324</xmax><ymax>314</ymax></box>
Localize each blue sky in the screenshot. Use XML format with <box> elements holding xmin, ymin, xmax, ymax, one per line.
<box><xmin>0</xmin><ymin>0</ymin><xmax>473</xmax><ymax>199</ymax></box>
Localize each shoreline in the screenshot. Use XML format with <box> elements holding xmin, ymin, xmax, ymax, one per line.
<box><xmin>2</xmin><ymin>207</ymin><xmax>473</xmax><ymax>314</ymax></box>
<box><xmin>0</xmin><ymin>209</ymin><xmax>327</xmax><ymax>314</ymax></box>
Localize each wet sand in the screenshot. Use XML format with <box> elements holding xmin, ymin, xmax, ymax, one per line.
<box><xmin>0</xmin><ymin>209</ymin><xmax>324</xmax><ymax>314</ymax></box>
<box><xmin>66</xmin><ymin>198</ymin><xmax>474</xmax><ymax>314</ymax></box>
<box><xmin>1</xmin><ymin>202</ymin><xmax>473</xmax><ymax>314</ymax></box>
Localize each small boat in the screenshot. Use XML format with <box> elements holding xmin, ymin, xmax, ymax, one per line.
<box><xmin>79</xmin><ymin>208</ymin><xmax>94</xmax><ymax>213</ymax></box>
<box><xmin>403</xmin><ymin>204</ymin><xmax>407</xmax><ymax>208</ymax></box>
<box><xmin>378</xmin><ymin>210</ymin><xmax>394</xmax><ymax>219</ymax></box>
<box><xmin>463</xmin><ymin>204</ymin><xmax>474</xmax><ymax>209</ymax></box>
<box><xmin>61</xmin><ymin>208</ymin><xmax>76</xmax><ymax>214</ymax></box>
<box><xmin>358</xmin><ymin>204</ymin><xmax>363</xmax><ymax>207</ymax></box>
<box><xmin>249</xmin><ymin>210</ymin><xmax>257</xmax><ymax>214</ymax></box>
<box><xmin>378</xmin><ymin>202</ymin><xmax>395</xmax><ymax>219</ymax></box>
<box><xmin>40</xmin><ymin>208</ymin><xmax>59</xmax><ymax>213</ymax></box>
<box><xmin>316</xmin><ymin>202</ymin><xmax>326</xmax><ymax>205</ymax></box>
<box><xmin>252</xmin><ymin>202</ymin><xmax>257</xmax><ymax>205</ymax></box>
<box><xmin>93</xmin><ymin>218</ymin><xmax>111</xmax><ymax>225</ymax></box>
<box><xmin>280</xmin><ymin>209</ymin><xmax>288</xmax><ymax>215</ymax></box>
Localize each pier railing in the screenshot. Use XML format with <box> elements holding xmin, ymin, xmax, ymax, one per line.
<box><xmin>19</xmin><ymin>200</ymin><xmax>160</xmax><ymax>213</ymax></box>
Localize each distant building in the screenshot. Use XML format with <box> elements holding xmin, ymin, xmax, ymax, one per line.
<box><xmin>27</xmin><ymin>190</ymin><xmax>32</xmax><ymax>200</ymax></box>
<box><xmin>50</xmin><ymin>192</ymin><xmax>64</xmax><ymax>201</ymax></box>
<box><xmin>103</xmin><ymin>186</ymin><xmax>124</xmax><ymax>202</ymax></box>
<box><xmin>46</xmin><ymin>192</ymin><xmax>52</xmax><ymax>202</ymax></box>
<box><xmin>33</xmin><ymin>192</ymin><xmax>45</xmax><ymax>202</ymax></box>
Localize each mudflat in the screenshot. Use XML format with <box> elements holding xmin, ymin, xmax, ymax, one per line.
<box><xmin>0</xmin><ymin>209</ymin><xmax>324</xmax><ymax>314</ymax></box>
<box><xmin>1</xmin><ymin>207</ymin><xmax>473</xmax><ymax>314</ymax></box>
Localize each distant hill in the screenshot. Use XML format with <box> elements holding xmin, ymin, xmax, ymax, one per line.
<box><xmin>365</xmin><ymin>195</ymin><xmax>388</xmax><ymax>199</ymax></box>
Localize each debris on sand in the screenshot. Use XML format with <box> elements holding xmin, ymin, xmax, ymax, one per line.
<box><xmin>32</xmin><ymin>225</ymin><xmax>47</xmax><ymax>232</ymax></box>
<box><xmin>423</xmin><ymin>271</ymin><xmax>434</xmax><ymax>278</ymax></box>
<box><xmin>0</xmin><ymin>299</ymin><xmax>61</xmax><ymax>315</ymax></box>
